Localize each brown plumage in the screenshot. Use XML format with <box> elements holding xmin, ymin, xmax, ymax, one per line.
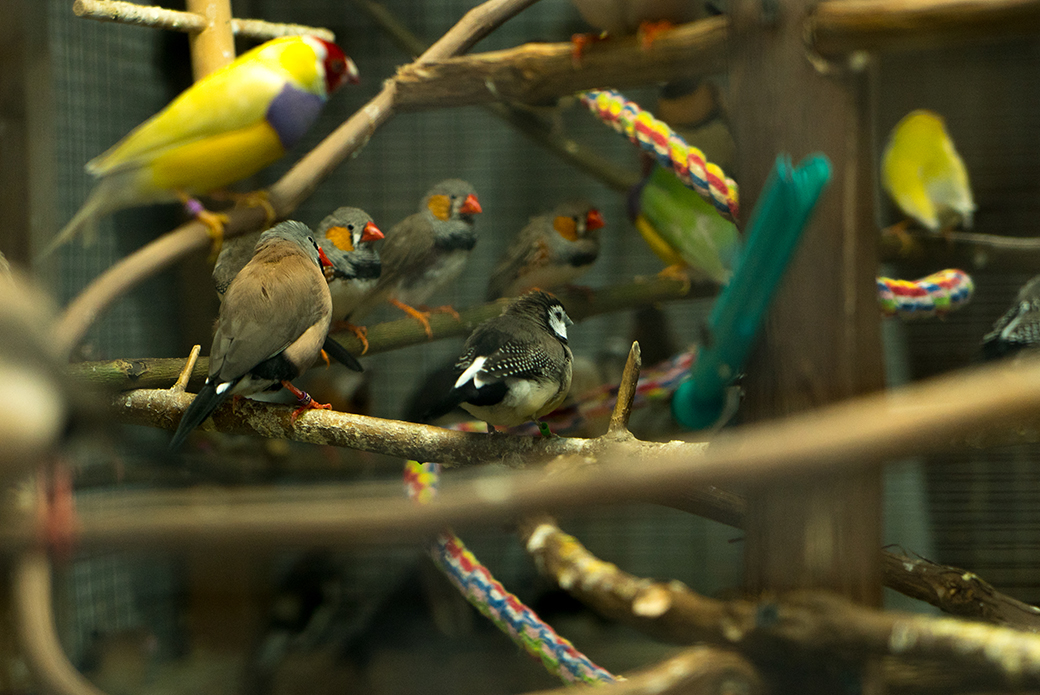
<box><xmin>171</xmin><ymin>221</ymin><xmax>333</xmax><ymax>449</ymax></box>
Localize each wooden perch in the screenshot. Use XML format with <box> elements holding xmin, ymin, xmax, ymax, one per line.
<box><xmin>73</xmin><ymin>0</ymin><xmax>336</xmax><ymax>42</ymax></box>
<box><xmin>519</xmin><ymin>517</ymin><xmax>1040</xmax><ymax>689</ymax></box>
<box><xmin>393</xmin><ymin>18</ymin><xmax>727</xmax><ymax>110</ymax></box>
<box><xmin>67</xmin><ymin>276</ymin><xmax>707</xmax><ymax>392</ymax></box>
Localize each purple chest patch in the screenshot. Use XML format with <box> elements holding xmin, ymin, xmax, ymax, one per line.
<box><xmin>265</xmin><ymin>83</ymin><xmax>325</xmax><ymax>149</ymax></box>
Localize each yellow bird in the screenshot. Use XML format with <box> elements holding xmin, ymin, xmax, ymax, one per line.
<box><xmin>881</xmin><ymin>109</ymin><xmax>975</xmax><ymax>237</ymax></box>
<box><xmin>43</xmin><ymin>35</ymin><xmax>358</xmax><ymax>258</ymax></box>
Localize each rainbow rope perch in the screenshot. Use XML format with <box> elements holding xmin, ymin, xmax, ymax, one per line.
<box><xmin>581</xmin><ymin>89</ymin><xmax>739</xmax><ymax>222</ymax></box>
<box><xmin>878</xmin><ymin>268</ymin><xmax>974</xmax><ymax>319</ymax></box>
<box><xmin>403</xmin><ymin>461</ymin><xmax>616</xmax><ymax>685</ymax></box>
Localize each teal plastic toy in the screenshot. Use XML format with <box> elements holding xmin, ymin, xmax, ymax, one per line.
<box><xmin>671</xmin><ymin>154</ymin><xmax>833</xmax><ymax>430</ymax></box>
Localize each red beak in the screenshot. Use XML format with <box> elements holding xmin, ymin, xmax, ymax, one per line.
<box><xmin>361</xmin><ymin>220</ymin><xmax>384</xmax><ymax>242</ymax></box>
<box><xmin>586</xmin><ymin>208</ymin><xmax>605</xmax><ymax>231</ymax></box>
<box><xmin>316</xmin><ymin>245</ymin><xmax>333</xmax><ymax>269</ymax></box>
<box><xmin>460</xmin><ymin>193</ymin><xmax>482</xmax><ymax>215</ymax></box>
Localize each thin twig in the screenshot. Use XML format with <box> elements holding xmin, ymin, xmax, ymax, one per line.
<box><xmin>51</xmin><ymin>0</ymin><xmax>543</xmax><ymax>360</ymax></box>
<box><xmin>68</xmin><ymin>277</ymin><xmax>707</xmax><ymax>391</ymax></box>
<box><xmin>607</xmin><ymin>341</ymin><xmax>641</xmax><ymax>435</ymax></box>
<box><xmin>171</xmin><ymin>345</ymin><xmax>200</xmax><ymax>394</ymax></box>
<box><xmin>880</xmin><ymin>229</ymin><xmax>1040</xmax><ymax>272</ymax></box>
<box><xmin>73</xmin><ymin>0</ymin><xmax>336</xmax><ymax>41</ymax></box>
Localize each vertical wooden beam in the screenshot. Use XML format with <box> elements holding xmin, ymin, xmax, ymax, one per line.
<box><xmin>184</xmin><ymin>0</ymin><xmax>234</xmax><ymax>79</ymax></box>
<box><xmin>730</xmin><ymin>0</ymin><xmax>884</xmax><ymax>686</ymax></box>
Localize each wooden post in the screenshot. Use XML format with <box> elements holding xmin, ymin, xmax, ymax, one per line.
<box><xmin>185</xmin><ymin>0</ymin><xmax>234</xmax><ymax>80</ymax></box>
<box><xmin>729</xmin><ymin>0</ymin><xmax>885</xmax><ymax>688</ymax></box>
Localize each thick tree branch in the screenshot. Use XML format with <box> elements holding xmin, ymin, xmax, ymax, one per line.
<box><xmin>519</xmin><ymin>518</ymin><xmax>1040</xmax><ymax>689</ymax></box>
<box><xmin>51</xmin><ymin>0</ymin><xmax>542</xmax><ymax>360</ymax></box>
<box><xmin>393</xmin><ymin>18</ymin><xmax>727</xmax><ymax>111</ymax></box>
<box><xmin>67</xmin><ymin>276</ymin><xmax>707</xmax><ymax>391</ymax></box>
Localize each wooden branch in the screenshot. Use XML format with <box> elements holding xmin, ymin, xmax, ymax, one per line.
<box><xmin>66</xmin><ymin>276</ymin><xmax>707</xmax><ymax>391</ymax></box>
<box><xmin>519</xmin><ymin>518</ymin><xmax>1040</xmax><ymax>689</ymax></box>
<box><xmin>812</xmin><ymin>0</ymin><xmax>1040</xmax><ymax>56</ymax></box>
<box><xmin>351</xmin><ymin>0</ymin><xmax>638</xmax><ymax>191</ymax></box>
<box><xmin>881</xmin><ymin>551</ymin><xmax>1040</xmax><ymax>632</ymax></box>
<box><xmin>108</xmin><ymin>387</ymin><xmax>704</xmax><ymax>467</ymax></box>
<box><xmin>880</xmin><ymin>229</ymin><xmax>1040</xmax><ymax>273</ymax></box>
<box><xmin>12</xmin><ymin>551</ymin><xmax>107</xmax><ymax>695</ymax></box>
<box><xmin>394</xmin><ymin>18</ymin><xmax>728</xmax><ymax>110</ymax></box>
<box><xmin>72</xmin><ymin>0</ymin><xmax>336</xmax><ymax>41</ymax></box>
<box><xmin>52</xmin><ymin>0</ymin><xmax>542</xmax><ymax>360</ymax></box>
<box><xmin>185</xmin><ymin>0</ymin><xmax>233</xmax><ymax>81</ymax></box>
<box><xmin>524</xmin><ymin>646</ymin><xmax>764</xmax><ymax>695</ymax></box>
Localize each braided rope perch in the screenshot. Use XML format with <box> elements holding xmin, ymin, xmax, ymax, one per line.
<box><xmin>403</xmin><ymin>461</ymin><xmax>617</xmax><ymax>685</ymax></box>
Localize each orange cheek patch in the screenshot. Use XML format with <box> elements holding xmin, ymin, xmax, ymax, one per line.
<box><xmin>553</xmin><ymin>216</ymin><xmax>579</xmax><ymax>242</ymax></box>
<box><xmin>427</xmin><ymin>194</ymin><xmax>451</xmax><ymax>221</ymax></box>
<box><xmin>324</xmin><ymin>225</ymin><xmax>355</xmax><ymax>251</ymax></box>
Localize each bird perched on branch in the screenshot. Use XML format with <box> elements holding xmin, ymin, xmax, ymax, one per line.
<box><xmin>42</xmin><ymin>35</ymin><xmax>359</xmax><ymax>258</ymax></box>
<box><xmin>486</xmin><ymin>201</ymin><xmax>604</xmax><ymax>301</ymax></box>
<box><xmin>982</xmin><ymin>275</ymin><xmax>1040</xmax><ymax>360</ymax></box>
<box><xmin>629</xmin><ymin>164</ymin><xmax>740</xmax><ymax>285</ymax></box>
<box><xmin>170</xmin><ymin>221</ymin><xmax>336</xmax><ymax>449</ymax></box>
<box><xmin>570</xmin><ymin>0</ymin><xmax>701</xmax><ymax>59</ymax></box>
<box><xmin>881</xmin><ymin>109</ymin><xmax>976</xmax><ymax>245</ymax></box>
<box><xmin>316</xmin><ymin>207</ymin><xmax>384</xmax><ymax>348</ymax></box>
<box><xmin>425</xmin><ymin>290</ymin><xmax>574</xmax><ymax>430</ymax></box>
<box><xmin>350</xmin><ymin>179</ymin><xmax>482</xmax><ymax>338</ymax></box>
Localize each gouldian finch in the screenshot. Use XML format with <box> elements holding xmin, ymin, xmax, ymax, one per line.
<box><xmin>629</xmin><ymin>164</ymin><xmax>740</xmax><ymax>284</ymax></box>
<box><xmin>170</xmin><ymin>221</ymin><xmax>335</xmax><ymax>449</ymax></box>
<box><xmin>881</xmin><ymin>109</ymin><xmax>976</xmax><ymax>235</ymax></box>
<box><xmin>350</xmin><ymin>179</ymin><xmax>482</xmax><ymax>337</ymax></box>
<box><xmin>486</xmin><ymin>201</ymin><xmax>605</xmax><ymax>301</ymax></box>
<box><xmin>982</xmin><ymin>275</ymin><xmax>1040</xmax><ymax>360</ymax></box>
<box><xmin>424</xmin><ymin>291</ymin><xmax>573</xmax><ymax>430</ymax></box>
<box><xmin>44</xmin><ymin>35</ymin><xmax>359</xmax><ymax>258</ymax></box>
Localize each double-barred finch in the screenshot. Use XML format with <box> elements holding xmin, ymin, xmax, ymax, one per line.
<box><xmin>882</xmin><ymin>110</ymin><xmax>976</xmax><ymax>235</ymax></box>
<box><xmin>350</xmin><ymin>179</ymin><xmax>482</xmax><ymax>337</ymax></box>
<box><xmin>425</xmin><ymin>290</ymin><xmax>574</xmax><ymax>430</ymax></box>
<box><xmin>170</xmin><ymin>221</ymin><xmax>335</xmax><ymax>449</ymax></box>
<box><xmin>486</xmin><ymin>201</ymin><xmax>605</xmax><ymax>301</ymax></box>
<box><xmin>42</xmin><ymin>35</ymin><xmax>359</xmax><ymax>258</ymax></box>
<box><xmin>983</xmin><ymin>276</ymin><xmax>1040</xmax><ymax>360</ymax></box>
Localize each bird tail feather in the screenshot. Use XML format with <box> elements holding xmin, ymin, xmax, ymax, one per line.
<box><xmin>323</xmin><ymin>337</ymin><xmax>363</xmax><ymax>372</ymax></box>
<box><xmin>421</xmin><ymin>382</ymin><xmax>475</xmax><ymax>424</ymax></box>
<box><xmin>169</xmin><ymin>380</ymin><xmax>231</xmax><ymax>450</ymax></box>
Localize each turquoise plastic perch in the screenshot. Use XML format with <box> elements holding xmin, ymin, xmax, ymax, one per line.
<box><xmin>671</xmin><ymin>154</ymin><xmax>833</xmax><ymax>430</ymax></box>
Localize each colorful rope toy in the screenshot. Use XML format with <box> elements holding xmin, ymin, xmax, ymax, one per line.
<box><xmin>878</xmin><ymin>269</ymin><xmax>974</xmax><ymax>320</ymax></box>
<box><xmin>403</xmin><ymin>461</ymin><xmax>616</xmax><ymax>685</ymax></box>
<box><xmin>580</xmin><ymin>89</ymin><xmax>739</xmax><ymax>222</ymax></box>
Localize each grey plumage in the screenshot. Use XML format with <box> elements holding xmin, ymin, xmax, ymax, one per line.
<box><xmin>425</xmin><ymin>290</ymin><xmax>573</xmax><ymax>429</ymax></box>
<box><xmin>983</xmin><ymin>275</ymin><xmax>1040</xmax><ymax>360</ymax></box>
<box><xmin>171</xmin><ymin>220</ymin><xmax>333</xmax><ymax>449</ymax></box>
<box><xmin>315</xmin><ymin>207</ymin><xmax>384</xmax><ymax>321</ymax></box>
<box><xmin>350</xmin><ymin>179</ymin><xmax>482</xmax><ymax>321</ymax></box>
<box><xmin>486</xmin><ymin>201</ymin><xmax>604</xmax><ymax>301</ymax></box>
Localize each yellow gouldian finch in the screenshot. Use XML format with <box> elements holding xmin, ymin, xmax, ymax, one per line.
<box><xmin>881</xmin><ymin>110</ymin><xmax>976</xmax><ymax>245</ymax></box>
<box><xmin>42</xmin><ymin>35</ymin><xmax>359</xmax><ymax>258</ymax></box>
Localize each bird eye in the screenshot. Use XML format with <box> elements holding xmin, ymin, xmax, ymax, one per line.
<box><xmin>347</xmin><ymin>224</ymin><xmax>354</xmax><ymax>231</ymax></box>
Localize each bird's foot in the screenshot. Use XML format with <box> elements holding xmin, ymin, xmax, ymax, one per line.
<box><xmin>637</xmin><ymin>20</ymin><xmax>675</xmax><ymax>50</ymax></box>
<box><xmin>282</xmin><ymin>380</ymin><xmax>332</xmax><ymax>423</ymax></box>
<box><xmin>570</xmin><ymin>31</ymin><xmax>608</xmax><ymax>66</ymax></box>
<box><xmin>657</xmin><ymin>264</ymin><xmax>692</xmax><ymax>293</ymax></box>
<box><xmin>212</xmin><ymin>189</ymin><xmax>277</xmax><ymax>230</ymax></box>
<box><xmin>179</xmin><ymin>193</ymin><xmax>230</xmax><ymax>261</ymax></box>
<box><xmin>332</xmin><ymin>320</ymin><xmax>370</xmax><ymax>354</ymax></box>
<box><xmin>420</xmin><ymin>304</ymin><xmax>462</xmax><ymax>322</ymax></box>
<box><xmin>881</xmin><ymin>219</ymin><xmax>919</xmax><ymax>256</ymax></box>
<box><xmin>390</xmin><ymin>299</ymin><xmax>434</xmax><ymax>339</ymax></box>
<box><xmin>320</xmin><ymin>349</ymin><xmax>331</xmax><ymax>368</ymax></box>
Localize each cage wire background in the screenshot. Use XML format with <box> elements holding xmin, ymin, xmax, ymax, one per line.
<box><xmin>34</xmin><ymin>0</ymin><xmax>1040</xmax><ymax>689</ymax></box>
